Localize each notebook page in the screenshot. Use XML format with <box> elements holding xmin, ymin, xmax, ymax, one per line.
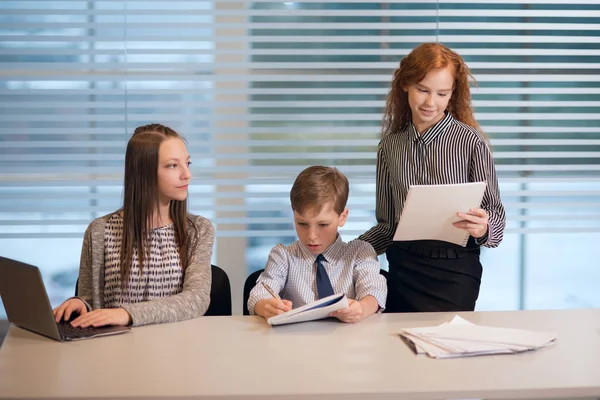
<box><xmin>267</xmin><ymin>293</ymin><xmax>348</xmax><ymax>326</ymax></box>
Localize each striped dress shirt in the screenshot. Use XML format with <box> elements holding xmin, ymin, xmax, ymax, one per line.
<box><xmin>359</xmin><ymin>112</ymin><xmax>506</xmax><ymax>255</ymax></box>
<box><xmin>247</xmin><ymin>235</ymin><xmax>388</xmax><ymax>315</ymax></box>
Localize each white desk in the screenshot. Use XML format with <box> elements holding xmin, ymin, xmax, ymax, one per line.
<box><xmin>1</xmin><ymin>309</ymin><xmax>599</xmax><ymax>400</ymax></box>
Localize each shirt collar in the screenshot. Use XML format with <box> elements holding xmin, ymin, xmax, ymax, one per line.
<box><xmin>297</xmin><ymin>234</ymin><xmax>344</xmax><ymax>263</ymax></box>
<box><xmin>408</xmin><ymin>111</ymin><xmax>454</xmax><ymax>146</ymax></box>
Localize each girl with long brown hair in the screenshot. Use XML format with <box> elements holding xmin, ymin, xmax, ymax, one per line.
<box><xmin>53</xmin><ymin>124</ymin><xmax>214</xmax><ymax>327</ymax></box>
<box><xmin>359</xmin><ymin>43</ymin><xmax>506</xmax><ymax>312</ymax></box>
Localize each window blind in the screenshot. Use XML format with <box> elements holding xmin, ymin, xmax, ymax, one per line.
<box><xmin>1</xmin><ymin>0</ymin><xmax>599</xmax><ymax>272</ymax></box>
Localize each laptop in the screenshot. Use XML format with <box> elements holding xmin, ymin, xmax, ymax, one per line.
<box><xmin>0</xmin><ymin>256</ymin><xmax>130</xmax><ymax>341</ymax></box>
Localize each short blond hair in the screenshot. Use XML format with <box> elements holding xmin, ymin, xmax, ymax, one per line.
<box><xmin>290</xmin><ymin>166</ymin><xmax>349</xmax><ymax>215</ymax></box>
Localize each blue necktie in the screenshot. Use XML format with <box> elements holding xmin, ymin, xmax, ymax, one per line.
<box><xmin>315</xmin><ymin>254</ymin><xmax>334</xmax><ymax>299</ymax></box>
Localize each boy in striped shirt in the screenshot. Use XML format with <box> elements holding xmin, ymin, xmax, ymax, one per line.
<box><xmin>248</xmin><ymin>166</ymin><xmax>387</xmax><ymax>323</ymax></box>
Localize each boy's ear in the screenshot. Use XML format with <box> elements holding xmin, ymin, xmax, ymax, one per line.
<box><xmin>337</xmin><ymin>208</ymin><xmax>349</xmax><ymax>227</ymax></box>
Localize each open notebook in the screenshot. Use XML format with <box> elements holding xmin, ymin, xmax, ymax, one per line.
<box><xmin>267</xmin><ymin>293</ymin><xmax>348</xmax><ymax>326</ymax></box>
<box><xmin>393</xmin><ymin>182</ymin><xmax>487</xmax><ymax>246</ymax></box>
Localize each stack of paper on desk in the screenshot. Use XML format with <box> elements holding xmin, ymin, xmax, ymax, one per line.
<box><xmin>399</xmin><ymin>315</ymin><xmax>557</xmax><ymax>359</ymax></box>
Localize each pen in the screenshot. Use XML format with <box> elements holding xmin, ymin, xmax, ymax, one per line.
<box><xmin>261</xmin><ymin>282</ymin><xmax>282</xmax><ymax>301</ymax></box>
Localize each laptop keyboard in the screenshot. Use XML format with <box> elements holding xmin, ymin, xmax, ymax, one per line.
<box><xmin>57</xmin><ymin>322</ymin><xmax>99</xmax><ymax>338</ymax></box>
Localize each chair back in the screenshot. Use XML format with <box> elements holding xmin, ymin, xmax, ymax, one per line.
<box><xmin>205</xmin><ymin>265</ymin><xmax>232</xmax><ymax>316</ymax></box>
<box><xmin>379</xmin><ymin>268</ymin><xmax>389</xmax><ymax>280</ymax></box>
<box><xmin>242</xmin><ymin>269</ymin><xmax>264</xmax><ymax>316</ymax></box>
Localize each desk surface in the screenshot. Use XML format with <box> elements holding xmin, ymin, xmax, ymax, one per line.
<box><xmin>1</xmin><ymin>309</ymin><xmax>599</xmax><ymax>400</ymax></box>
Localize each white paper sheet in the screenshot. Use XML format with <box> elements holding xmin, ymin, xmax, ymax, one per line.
<box><xmin>393</xmin><ymin>182</ymin><xmax>487</xmax><ymax>246</ymax></box>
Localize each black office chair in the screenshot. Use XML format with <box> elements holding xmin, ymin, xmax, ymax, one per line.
<box><xmin>74</xmin><ymin>264</ymin><xmax>232</xmax><ymax>316</ymax></box>
<box><xmin>205</xmin><ymin>264</ymin><xmax>232</xmax><ymax>316</ymax></box>
<box><xmin>243</xmin><ymin>268</ymin><xmax>264</xmax><ymax>316</ymax></box>
<box><xmin>379</xmin><ymin>268</ymin><xmax>392</xmax><ymax>313</ymax></box>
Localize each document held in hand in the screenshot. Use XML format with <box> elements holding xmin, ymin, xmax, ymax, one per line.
<box><xmin>393</xmin><ymin>182</ymin><xmax>487</xmax><ymax>246</ymax></box>
<box><xmin>267</xmin><ymin>293</ymin><xmax>349</xmax><ymax>326</ymax></box>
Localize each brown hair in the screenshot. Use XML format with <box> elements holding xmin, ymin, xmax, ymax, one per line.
<box><xmin>290</xmin><ymin>166</ymin><xmax>349</xmax><ymax>215</ymax></box>
<box><xmin>383</xmin><ymin>42</ymin><xmax>481</xmax><ymax>136</ymax></box>
<box><xmin>120</xmin><ymin>123</ymin><xmax>194</xmax><ymax>287</ymax></box>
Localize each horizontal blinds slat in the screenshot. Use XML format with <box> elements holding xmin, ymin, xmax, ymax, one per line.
<box><xmin>3</xmin><ymin>101</ymin><xmax>600</xmax><ymax>108</ymax></box>
<box><xmin>2</xmin><ymin>88</ymin><xmax>598</xmax><ymax>96</ymax></box>
<box><xmin>2</xmin><ymin>177</ymin><xmax>600</xmax><ymax>188</ymax></box>
<box><xmin>1</xmin><ymin>215</ymin><xmax>600</xmax><ymax>227</ymax></box>
<box><xmin>2</xmin><ymin>190</ymin><xmax>599</xmax><ymax>199</ymax></box>
<box><xmin>2</xmin><ymin>127</ymin><xmax>600</xmax><ymax>135</ymax></box>
<box><xmin>4</xmin><ymin>153</ymin><xmax>600</xmax><ymax>161</ymax></box>
<box><xmin>4</xmin><ymin>9</ymin><xmax>600</xmax><ymax>17</ymax></box>
<box><xmin>2</xmin><ymin>227</ymin><xmax>598</xmax><ymax>240</ymax></box>
<box><xmin>2</xmin><ymin>209</ymin><xmax>600</xmax><ymax>219</ymax></box>
<box><xmin>2</xmin><ymin>165</ymin><xmax>600</xmax><ymax>174</ymax></box>
<box><xmin>5</xmin><ymin>35</ymin><xmax>600</xmax><ymax>43</ymax></box>
<box><xmin>5</xmin><ymin>23</ymin><xmax>600</xmax><ymax>31</ymax></box>
<box><xmin>3</xmin><ymin>49</ymin><xmax>600</xmax><ymax>57</ymax></box>
<box><xmin>4</xmin><ymin>113</ymin><xmax>600</xmax><ymax>122</ymax></box>
<box><xmin>219</xmin><ymin>228</ymin><xmax>600</xmax><ymax>237</ymax></box>
<box><xmin>5</xmin><ymin>62</ymin><xmax>600</xmax><ymax>70</ymax></box>
<box><xmin>2</xmin><ymin>199</ymin><xmax>598</xmax><ymax>210</ymax></box>
<box><xmin>4</xmin><ymin>74</ymin><xmax>600</xmax><ymax>82</ymax></box>
<box><xmin>2</xmin><ymin>210</ymin><xmax>600</xmax><ymax>219</ymax></box>
<box><xmin>4</xmin><ymin>139</ymin><xmax>600</xmax><ymax>147</ymax></box>
<box><xmin>0</xmin><ymin>10</ymin><xmax>441</xmax><ymax>17</ymax></box>
<box><xmin>8</xmin><ymin>0</ymin><xmax>599</xmax><ymax>3</ymax></box>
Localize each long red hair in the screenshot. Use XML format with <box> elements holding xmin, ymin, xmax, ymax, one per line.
<box><xmin>383</xmin><ymin>42</ymin><xmax>481</xmax><ymax>136</ymax></box>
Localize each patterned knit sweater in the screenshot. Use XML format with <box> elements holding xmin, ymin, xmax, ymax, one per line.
<box><xmin>76</xmin><ymin>212</ymin><xmax>214</xmax><ymax>326</ymax></box>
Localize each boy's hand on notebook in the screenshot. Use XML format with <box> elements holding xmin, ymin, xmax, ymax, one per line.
<box><xmin>70</xmin><ymin>308</ymin><xmax>132</xmax><ymax>328</ymax></box>
<box><xmin>329</xmin><ymin>299</ymin><xmax>363</xmax><ymax>323</ymax></box>
<box><xmin>256</xmin><ymin>298</ymin><xmax>293</xmax><ymax>320</ymax></box>
<box><xmin>454</xmin><ymin>208</ymin><xmax>489</xmax><ymax>239</ymax></box>
<box><xmin>53</xmin><ymin>298</ymin><xmax>88</xmax><ymax>323</ymax></box>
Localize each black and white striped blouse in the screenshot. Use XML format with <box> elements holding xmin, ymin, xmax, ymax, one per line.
<box><xmin>247</xmin><ymin>235</ymin><xmax>388</xmax><ymax>315</ymax></box>
<box><xmin>103</xmin><ymin>213</ymin><xmax>184</xmax><ymax>308</ymax></box>
<box><xmin>359</xmin><ymin>112</ymin><xmax>506</xmax><ymax>255</ymax></box>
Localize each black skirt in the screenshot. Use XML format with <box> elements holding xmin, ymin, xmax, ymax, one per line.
<box><xmin>385</xmin><ymin>237</ymin><xmax>483</xmax><ymax>313</ymax></box>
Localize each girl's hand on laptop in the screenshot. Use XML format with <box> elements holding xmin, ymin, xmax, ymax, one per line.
<box><xmin>329</xmin><ymin>299</ymin><xmax>363</xmax><ymax>323</ymax></box>
<box><xmin>255</xmin><ymin>298</ymin><xmax>292</xmax><ymax>319</ymax></box>
<box><xmin>70</xmin><ymin>308</ymin><xmax>131</xmax><ymax>328</ymax></box>
<box><xmin>53</xmin><ymin>298</ymin><xmax>87</xmax><ymax>323</ymax></box>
